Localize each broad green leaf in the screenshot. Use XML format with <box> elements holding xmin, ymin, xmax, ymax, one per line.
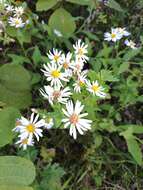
<box><xmin>118</xmin><ymin>62</ymin><xmax>129</xmax><ymax>74</ymax></box>
<box><xmin>36</xmin><ymin>0</ymin><xmax>58</xmax><ymax>11</ymax></box>
<box><xmin>32</xmin><ymin>46</ymin><xmax>41</xmax><ymax>64</ymax></box>
<box><xmin>0</xmin><ymin>84</ymin><xmax>32</xmax><ymax>109</ymax></box>
<box><xmin>119</xmin><ymin>125</ymin><xmax>143</xmax><ymax>134</ymax></box>
<box><xmin>123</xmin><ymin>48</ymin><xmax>141</xmax><ymax>61</ymax></box>
<box><xmin>0</xmin><ymin>185</ymin><xmax>33</xmax><ymax>190</ymax></box>
<box><xmin>0</xmin><ymin>156</ymin><xmax>36</xmax><ymax>186</ymax></box>
<box><xmin>49</xmin><ymin>8</ymin><xmax>76</xmax><ymax>38</ymax></box>
<box><xmin>107</xmin><ymin>0</ymin><xmax>124</xmax><ymax>12</ymax></box>
<box><xmin>0</xmin><ymin>64</ymin><xmax>31</xmax><ymax>91</ymax></box>
<box><xmin>0</xmin><ymin>107</ymin><xmax>20</xmax><ymax>147</ymax></box>
<box><xmin>100</xmin><ymin>69</ymin><xmax>119</xmax><ymax>82</ymax></box>
<box><xmin>0</xmin><ymin>64</ymin><xmax>32</xmax><ymax>109</ymax></box>
<box><xmin>8</xmin><ymin>54</ymin><xmax>31</xmax><ymax>65</ymax></box>
<box><xmin>66</xmin><ymin>0</ymin><xmax>90</xmax><ymax>5</ymax></box>
<box><xmin>126</xmin><ymin>137</ymin><xmax>142</xmax><ymax>165</ymax></box>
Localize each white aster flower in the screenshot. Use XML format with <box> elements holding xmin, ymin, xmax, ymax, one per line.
<box><xmin>15</xmin><ymin>112</ymin><xmax>45</xmax><ymax>142</ymax></box>
<box><xmin>47</xmin><ymin>48</ymin><xmax>62</xmax><ymax>64</ymax></box>
<box><xmin>73</xmin><ymin>39</ymin><xmax>89</xmax><ymax>61</ymax></box>
<box><xmin>53</xmin><ymin>29</ymin><xmax>63</xmax><ymax>37</ymax></box>
<box><xmin>62</xmin><ymin>100</ymin><xmax>92</xmax><ymax>139</ymax></box>
<box><xmin>61</xmin><ymin>52</ymin><xmax>72</xmax><ymax>70</ymax></box>
<box><xmin>124</xmin><ymin>39</ymin><xmax>137</xmax><ymax>49</ymax></box>
<box><xmin>41</xmin><ymin>63</ymin><xmax>68</xmax><ymax>87</ymax></box>
<box><xmin>71</xmin><ymin>57</ymin><xmax>84</xmax><ymax>74</ymax></box>
<box><xmin>14</xmin><ymin>6</ymin><xmax>24</xmax><ymax>17</ymax></box>
<box><xmin>40</xmin><ymin>85</ymin><xmax>72</xmax><ymax>105</ymax></box>
<box><xmin>87</xmin><ymin>80</ymin><xmax>106</xmax><ymax>98</ymax></box>
<box><xmin>60</xmin><ymin>52</ymin><xmax>73</xmax><ymax>78</ymax></box>
<box><xmin>8</xmin><ymin>17</ymin><xmax>25</xmax><ymax>28</ymax></box>
<box><xmin>117</xmin><ymin>27</ymin><xmax>130</xmax><ymax>37</ymax></box>
<box><xmin>15</xmin><ymin>137</ymin><xmax>34</xmax><ymax>150</ymax></box>
<box><xmin>104</xmin><ymin>28</ymin><xmax>122</xmax><ymax>42</ymax></box>
<box><xmin>5</xmin><ymin>4</ymin><xmax>14</xmax><ymax>12</ymax></box>
<box><xmin>73</xmin><ymin>70</ymin><xmax>88</xmax><ymax>93</ymax></box>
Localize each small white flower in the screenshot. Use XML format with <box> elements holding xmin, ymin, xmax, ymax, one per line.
<box><xmin>104</xmin><ymin>28</ymin><xmax>122</xmax><ymax>42</ymax></box>
<box><xmin>41</xmin><ymin>63</ymin><xmax>69</xmax><ymax>88</ymax></box>
<box><xmin>71</xmin><ymin>57</ymin><xmax>84</xmax><ymax>74</ymax></box>
<box><xmin>15</xmin><ymin>137</ymin><xmax>34</xmax><ymax>150</ymax></box>
<box><xmin>14</xmin><ymin>6</ymin><xmax>24</xmax><ymax>17</ymax></box>
<box><xmin>62</xmin><ymin>100</ymin><xmax>92</xmax><ymax>140</ymax></box>
<box><xmin>73</xmin><ymin>39</ymin><xmax>89</xmax><ymax>61</ymax></box>
<box><xmin>47</xmin><ymin>48</ymin><xmax>62</xmax><ymax>64</ymax></box>
<box><xmin>87</xmin><ymin>80</ymin><xmax>106</xmax><ymax>98</ymax></box>
<box><xmin>8</xmin><ymin>17</ymin><xmax>25</xmax><ymax>28</ymax></box>
<box><xmin>26</xmin><ymin>19</ymin><xmax>30</xmax><ymax>25</ymax></box>
<box><xmin>53</xmin><ymin>29</ymin><xmax>63</xmax><ymax>37</ymax></box>
<box><xmin>61</xmin><ymin>52</ymin><xmax>72</xmax><ymax>70</ymax></box>
<box><xmin>40</xmin><ymin>85</ymin><xmax>72</xmax><ymax>105</ymax></box>
<box><xmin>5</xmin><ymin>4</ymin><xmax>14</xmax><ymax>12</ymax></box>
<box><xmin>73</xmin><ymin>70</ymin><xmax>88</xmax><ymax>93</ymax></box>
<box><xmin>60</xmin><ymin>52</ymin><xmax>73</xmax><ymax>78</ymax></box>
<box><xmin>124</xmin><ymin>39</ymin><xmax>137</xmax><ymax>49</ymax></box>
<box><xmin>117</xmin><ymin>27</ymin><xmax>130</xmax><ymax>37</ymax></box>
<box><xmin>43</xmin><ymin>117</ymin><xmax>54</xmax><ymax>129</ymax></box>
<box><xmin>15</xmin><ymin>112</ymin><xmax>45</xmax><ymax>142</ymax></box>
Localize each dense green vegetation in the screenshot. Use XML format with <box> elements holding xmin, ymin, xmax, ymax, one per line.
<box><xmin>0</xmin><ymin>0</ymin><xmax>143</xmax><ymax>189</ymax></box>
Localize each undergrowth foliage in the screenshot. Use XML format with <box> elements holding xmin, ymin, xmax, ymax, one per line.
<box><xmin>0</xmin><ymin>0</ymin><xmax>143</xmax><ymax>189</ymax></box>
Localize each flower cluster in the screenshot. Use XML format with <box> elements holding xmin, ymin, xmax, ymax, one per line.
<box><xmin>104</xmin><ymin>27</ymin><xmax>137</xmax><ymax>49</ymax></box>
<box><xmin>13</xmin><ymin>112</ymin><xmax>54</xmax><ymax>150</ymax></box>
<box><xmin>3</xmin><ymin>2</ymin><xmax>29</xmax><ymax>28</ymax></box>
<box><xmin>13</xmin><ymin>40</ymin><xmax>107</xmax><ymax>149</ymax></box>
<box><xmin>40</xmin><ymin>39</ymin><xmax>107</xmax><ymax>140</ymax></box>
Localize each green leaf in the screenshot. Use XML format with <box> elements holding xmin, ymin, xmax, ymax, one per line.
<box><xmin>49</xmin><ymin>8</ymin><xmax>76</xmax><ymax>38</ymax></box>
<box><xmin>66</xmin><ymin>0</ymin><xmax>90</xmax><ymax>5</ymax></box>
<box><xmin>40</xmin><ymin>163</ymin><xmax>65</xmax><ymax>190</ymax></box>
<box><xmin>118</xmin><ymin>62</ymin><xmax>129</xmax><ymax>74</ymax></box>
<box><xmin>0</xmin><ymin>64</ymin><xmax>31</xmax><ymax>91</ymax></box>
<box><xmin>8</xmin><ymin>54</ymin><xmax>31</xmax><ymax>65</ymax></box>
<box><xmin>100</xmin><ymin>69</ymin><xmax>119</xmax><ymax>82</ymax></box>
<box><xmin>0</xmin><ymin>64</ymin><xmax>32</xmax><ymax>109</ymax></box>
<box><xmin>126</xmin><ymin>137</ymin><xmax>142</xmax><ymax>165</ymax></box>
<box><xmin>0</xmin><ymin>156</ymin><xmax>36</xmax><ymax>186</ymax></box>
<box><xmin>36</xmin><ymin>0</ymin><xmax>58</xmax><ymax>11</ymax></box>
<box><xmin>32</xmin><ymin>46</ymin><xmax>41</xmax><ymax>64</ymax></box>
<box><xmin>0</xmin><ymin>107</ymin><xmax>20</xmax><ymax>147</ymax></box>
<box><xmin>107</xmin><ymin>0</ymin><xmax>124</xmax><ymax>12</ymax></box>
<box><xmin>0</xmin><ymin>85</ymin><xmax>32</xmax><ymax>109</ymax></box>
<box><xmin>123</xmin><ymin>48</ymin><xmax>141</xmax><ymax>61</ymax></box>
<box><xmin>0</xmin><ymin>185</ymin><xmax>33</xmax><ymax>190</ymax></box>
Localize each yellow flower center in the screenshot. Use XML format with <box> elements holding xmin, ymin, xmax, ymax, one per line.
<box><xmin>51</xmin><ymin>70</ymin><xmax>61</xmax><ymax>78</ymax></box>
<box><xmin>92</xmin><ymin>84</ymin><xmax>99</xmax><ymax>92</ymax></box>
<box><xmin>22</xmin><ymin>139</ymin><xmax>28</xmax><ymax>145</ymax></box>
<box><xmin>111</xmin><ymin>33</ymin><xmax>116</xmax><ymax>39</ymax></box>
<box><xmin>78</xmin><ymin>48</ymin><xmax>83</xmax><ymax>55</ymax></box>
<box><xmin>79</xmin><ymin>80</ymin><xmax>85</xmax><ymax>87</ymax></box>
<box><xmin>54</xmin><ymin>55</ymin><xmax>60</xmax><ymax>62</ymax></box>
<box><xmin>69</xmin><ymin>113</ymin><xmax>79</xmax><ymax>125</ymax></box>
<box><xmin>63</xmin><ymin>62</ymin><xmax>69</xmax><ymax>69</ymax></box>
<box><xmin>26</xmin><ymin>124</ymin><xmax>35</xmax><ymax>133</ymax></box>
<box><xmin>15</xmin><ymin>20</ymin><xmax>20</xmax><ymax>25</ymax></box>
